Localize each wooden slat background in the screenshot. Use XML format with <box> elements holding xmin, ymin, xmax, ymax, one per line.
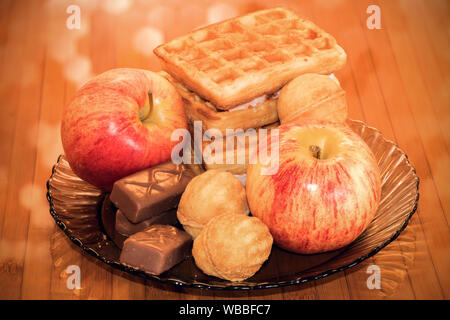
<box><xmin>0</xmin><ymin>0</ymin><xmax>449</xmax><ymax>300</ymax></box>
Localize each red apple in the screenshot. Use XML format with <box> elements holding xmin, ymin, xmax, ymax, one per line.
<box><xmin>246</xmin><ymin>120</ymin><xmax>381</xmax><ymax>254</ymax></box>
<box><xmin>61</xmin><ymin>68</ymin><xmax>187</xmax><ymax>191</ymax></box>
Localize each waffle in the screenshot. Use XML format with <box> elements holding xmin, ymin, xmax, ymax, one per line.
<box><xmin>160</xmin><ymin>71</ymin><xmax>279</xmax><ymax>135</ymax></box>
<box><xmin>154</xmin><ymin>7</ymin><xmax>346</xmax><ymax>110</ymax></box>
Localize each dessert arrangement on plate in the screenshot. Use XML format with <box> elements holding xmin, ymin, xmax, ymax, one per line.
<box><xmin>49</xmin><ymin>7</ymin><xmax>419</xmax><ymax>287</ymax></box>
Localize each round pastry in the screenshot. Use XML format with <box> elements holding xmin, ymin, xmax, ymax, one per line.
<box><xmin>277</xmin><ymin>73</ymin><xmax>348</xmax><ymax>124</ymax></box>
<box><xmin>192</xmin><ymin>213</ymin><xmax>273</xmax><ymax>282</ymax></box>
<box><xmin>177</xmin><ymin>170</ymin><xmax>249</xmax><ymax>238</ymax></box>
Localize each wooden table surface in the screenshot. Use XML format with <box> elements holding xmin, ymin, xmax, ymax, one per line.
<box><xmin>0</xmin><ymin>0</ymin><xmax>449</xmax><ymax>300</ymax></box>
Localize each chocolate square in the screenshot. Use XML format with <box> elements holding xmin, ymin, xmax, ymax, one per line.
<box><xmin>119</xmin><ymin>225</ymin><xmax>192</xmax><ymax>275</ymax></box>
<box><xmin>110</xmin><ymin>162</ymin><xmax>194</xmax><ymax>223</ymax></box>
<box><xmin>115</xmin><ymin>208</ymin><xmax>178</xmax><ymax>237</ymax></box>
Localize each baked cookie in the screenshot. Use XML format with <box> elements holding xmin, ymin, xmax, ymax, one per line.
<box><xmin>177</xmin><ymin>170</ymin><xmax>249</xmax><ymax>238</ymax></box>
<box><xmin>192</xmin><ymin>213</ymin><xmax>273</xmax><ymax>282</ymax></box>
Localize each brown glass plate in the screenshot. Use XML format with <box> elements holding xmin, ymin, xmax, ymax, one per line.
<box><xmin>46</xmin><ymin>119</ymin><xmax>419</xmax><ymax>290</ymax></box>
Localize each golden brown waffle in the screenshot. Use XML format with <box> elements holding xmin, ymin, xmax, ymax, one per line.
<box><xmin>154</xmin><ymin>7</ymin><xmax>346</xmax><ymax>110</ymax></box>
<box><xmin>160</xmin><ymin>71</ymin><xmax>279</xmax><ymax>135</ymax></box>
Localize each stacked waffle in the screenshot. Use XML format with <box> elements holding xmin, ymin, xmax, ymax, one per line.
<box><xmin>154</xmin><ymin>7</ymin><xmax>346</xmax><ymax>174</ymax></box>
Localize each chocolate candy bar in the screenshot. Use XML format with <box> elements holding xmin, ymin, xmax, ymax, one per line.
<box><xmin>101</xmin><ymin>195</ymin><xmax>128</xmax><ymax>249</ymax></box>
<box><xmin>115</xmin><ymin>208</ymin><xmax>178</xmax><ymax>237</ymax></box>
<box><xmin>110</xmin><ymin>162</ymin><xmax>194</xmax><ymax>223</ymax></box>
<box><xmin>119</xmin><ymin>225</ymin><xmax>192</xmax><ymax>275</ymax></box>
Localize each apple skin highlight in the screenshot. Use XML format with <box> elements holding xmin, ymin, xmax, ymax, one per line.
<box><xmin>61</xmin><ymin>68</ymin><xmax>187</xmax><ymax>191</ymax></box>
<box><xmin>246</xmin><ymin>120</ymin><xmax>382</xmax><ymax>254</ymax></box>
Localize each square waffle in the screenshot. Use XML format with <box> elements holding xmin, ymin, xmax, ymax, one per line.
<box><xmin>154</xmin><ymin>7</ymin><xmax>346</xmax><ymax>110</ymax></box>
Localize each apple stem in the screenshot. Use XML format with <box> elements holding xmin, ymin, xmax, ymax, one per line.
<box><xmin>309</xmin><ymin>145</ymin><xmax>321</xmax><ymax>159</ymax></box>
<box><xmin>139</xmin><ymin>91</ymin><xmax>153</xmax><ymax>121</ymax></box>
<box><xmin>148</xmin><ymin>91</ymin><xmax>153</xmax><ymax>113</ymax></box>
